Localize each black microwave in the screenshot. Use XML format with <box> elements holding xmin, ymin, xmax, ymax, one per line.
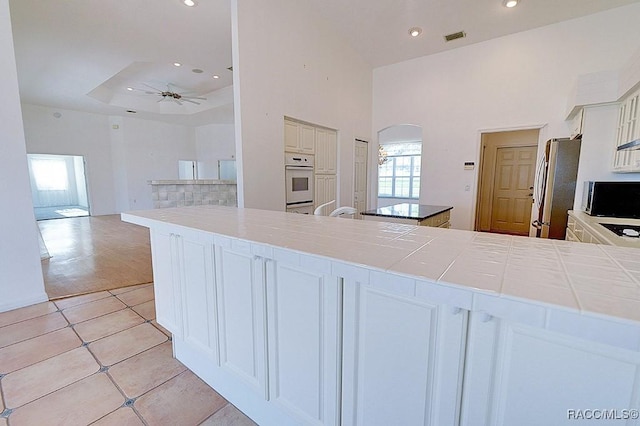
<box><xmin>582</xmin><ymin>181</ymin><xmax>640</xmax><ymax>218</ymax></box>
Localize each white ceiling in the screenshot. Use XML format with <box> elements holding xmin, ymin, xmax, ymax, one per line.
<box><xmin>8</xmin><ymin>0</ymin><xmax>640</xmax><ymax>126</ymax></box>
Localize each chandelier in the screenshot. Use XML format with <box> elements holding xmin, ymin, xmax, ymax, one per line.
<box><xmin>378</xmin><ymin>145</ymin><xmax>389</xmax><ymax>165</ymax></box>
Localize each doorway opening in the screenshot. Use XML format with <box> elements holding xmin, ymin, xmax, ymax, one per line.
<box><xmin>475</xmin><ymin>129</ymin><xmax>540</xmax><ymax>236</ymax></box>
<box><xmin>27</xmin><ymin>154</ymin><xmax>90</xmax><ymax>221</ymax></box>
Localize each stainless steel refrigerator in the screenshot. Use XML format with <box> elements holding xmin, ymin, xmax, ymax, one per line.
<box><xmin>532</xmin><ymin>138</ymin><xmax>582</xmax><ymax>239</ymax></box>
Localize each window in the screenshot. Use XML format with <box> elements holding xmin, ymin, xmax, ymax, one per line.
<box><xmin>30</xmin><ymin>157</ymin><xmax>69</xmax><ymax>191</ymax></box>
<box><xmin>378</xmin><ymin>142</ymin><xmax>421</xmax><ymax>199</ymax></box>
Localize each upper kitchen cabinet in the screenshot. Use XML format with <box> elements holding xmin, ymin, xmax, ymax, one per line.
<box><xmin>315</xmin><ymin>128</ymin><xmax>338</xmax><ymax>174</ymax></box>
<box><xmin>284</xmin><ymin>118</ymin><xmax>315</xmax><ymax>154</ymax></box>
<box><xmin>613</xmin><ymin>89</ymin><xmax>640</xmax><ymax>172</ymax></box>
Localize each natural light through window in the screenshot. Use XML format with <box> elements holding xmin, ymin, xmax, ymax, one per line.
<box><xmin>31</xmin><ymin>158</ymin><xmax>69</xmax><ymax>191</ymax></box>
<box><xmin>378</xmin><ymin>142</ymin><xmax>421</xmax><ymax>199</ymax></box>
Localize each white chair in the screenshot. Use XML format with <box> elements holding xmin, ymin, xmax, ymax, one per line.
<box><xmin>329</xmin><ymin>206</ymin><xmax>357</xmax><ymax>217</ymax></box>
<box><xmin>314</xmin><ymin>200</ymin><xmax>336</xmax><ymax>215</ymax></box>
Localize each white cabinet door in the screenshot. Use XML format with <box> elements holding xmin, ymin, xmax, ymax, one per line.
<box><xmin>316</xmin><ymin>128</ymin><xmax>337</xmax><ymax>174</ymax></box>
<box><xmin>214</xmin><ymin>242</ymin><xmax>267</xmax><ymax>397</ymax></box>
<box><xmin>179</xmin><ymin>231</ymin><xmax>218</xmax><ymax>361</ymax></box>
<box><xmin>284</xmin><ymin>120</ymin><xmax>300</xmax><ymax>153</ymax></box>
<box><xmin>315</xmin><ymin>175</ymin><xmax>337</xmax><ymax>214</ymax></box>
<box><xmin>342</xmin><ymin>281</ymin><xmax>467</xmax><ymax>426</ymax></box>
<box><xmin>265</xmin><ymin>261</ymin><xmax>341</xmax><ymax>426</ymax></box>
<box><xmin>613</xmin><ymin>90</ymin><xmax>640</xmax><ymax>172</ymax></box>
<box><xmin>149</xmin><ymin>229</ymin><xmax>183</xmax><ymax>338</ymax></box>
<box><xmin>300</xmin><ymin>124</ymin><xmax>316</xmax><ymax>154</ymax></box>
<box><xmin>461</xmin><ymin>312</ymin><xmax>640</xmax><ymax>426</ymax></box>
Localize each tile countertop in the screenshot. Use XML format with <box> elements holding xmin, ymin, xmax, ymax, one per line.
<box><xmin>148</xmin><ymin>180</ymin><xmax>236</xmax><ymax>185</ymax></box>
<box><xmin>122</xmin><ymin>205</ymin><xmax>640</xmax><ymax>328</ymax></box>
<box><xmin>361</xmin><ymin>203</ymin><xmax>452</xmax><ymax>220</ymax></box>
<box><xmin>569</xmin><ymin>210</ymin><xmax>640</xmax><ymax>248</ymax></box>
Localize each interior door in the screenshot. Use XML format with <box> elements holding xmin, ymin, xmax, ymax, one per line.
<box><xmin>354</xmin><ymin>140</ymin><xmax>368</xmax><ymax>218</ymax></box>
<box><xmin>490</xmin><ymin>146</ymin><xmax>537</xmax><ymax>235</ymax></box>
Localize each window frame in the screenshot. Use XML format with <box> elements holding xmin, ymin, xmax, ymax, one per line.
<box><xmin>378</xmin><ymin>152</ymin><xmax>421</xmax><ymax>199</ymax></box>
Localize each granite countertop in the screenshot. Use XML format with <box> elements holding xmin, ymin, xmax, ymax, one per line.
<box><xmin>569</xmin><ymin>210</ymin><xmax>640</xmax><ymax>248</ymax></box>
<box><xmin>361</xmin><ymin>203</ymin><xmax>453</xmax><ymax>220</ymax></box>
<box><xmin>122</xmin><ymin>205</ymin><xmax>640</xmax><ymax>328</ymax></box>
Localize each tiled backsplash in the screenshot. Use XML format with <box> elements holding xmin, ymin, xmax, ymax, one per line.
<box><xmin>149</xmin><ymin>180</ymin><xmax>237</xmax><ymax>209</ymax></box>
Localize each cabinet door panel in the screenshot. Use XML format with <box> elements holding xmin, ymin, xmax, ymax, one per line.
<box><xmin>266</xmin><ymin>262</ymin><xmax>340</xmax><ymax>426</ymax></box>
<box><xmin>149</xmin><ymin>230</ymin><xmax>182</xmax><ymax>337</ymax></box>
<box><xmin>300</xmin><ymin>124</ymin><xmax>315</xmax><ymax>154</ymax></box>
<box><xmin>215</xmin><ymin>247</ymin><xmax>267</xmax><ymax>396</ymax></box>
<box><xmin>461</xmin><ymin>313</ymin><xmax>640</xmax><ymax>426</ymax></box>
<box><xmin>181</xmin><ymin>238</ymin><xmax>217</xmax><ymax>360</ymax></box>
<box><xmin>326</xmin><ymin>130</ymin><xmax>337</xmax><ymax>174</ymax></box>
<box><xmin>316</xmin><ymin>129</ymin><xmax>327</xmax><ymax>173</ymax></box>
<box><xmin>342</xmin><ymin>283</ymin><xmax>466</xmax><ymax>426</ymax></box>
<box><xmin>284</xmin><ymin>120</ymin><xmax>299</xmax><ymax>152</ymax></box>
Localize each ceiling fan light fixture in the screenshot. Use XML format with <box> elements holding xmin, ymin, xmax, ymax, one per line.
<box><xmin>409</xmin><ymin>27</ymin><xmax>422</xmax><ymax>37</ymax></box>
<box><xmin>182</xmin><ymin>0</ymin><xmax>196</xmax><ymax>7</ymax></box>
<box><xmin>503</xmin><ymin>0</ymin><xmax>519</xmax><ymax>8</ymax></box>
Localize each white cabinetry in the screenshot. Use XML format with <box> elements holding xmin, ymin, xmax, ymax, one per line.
<box><xmin>265</xmin><ymin>261</ymin><xmax>341</xmax><ymax>425</ymax></box>
<box><xmin>461</xmin><ymin>313</ymin><xmax>640</xmax><ymax>426</ymax></box>
<box><xmin>341</xmin><ymin>279</ymin><xmax>467</xmax><ymax>426</ymax></box>
<box><xmin>314</xmin><ymin>175</ymin><xmax>337</xmax><ymax>213</ymax></box>
<box><xmin>613</xmin><ymin>89</ymin><xmax>640</xmax><ymax>172</ymax></box>
<box><xmin>315</xmin><ymin>128</ymin><xmax>337</xmax><ymax>174</ymax></box>
<box><xmin>214</xmin><ymin>240</ymin><xmax>268</xmax><ymax>397</ymax></box>
<box><xmin>284</xmin><ymin>119</ymin><xmax>315</xmax><ymax>154</ymax></box>
<box><xmin>149</xmin><ymin>229</ymin><xmax>184</xmax><ymax>338</ymax></box>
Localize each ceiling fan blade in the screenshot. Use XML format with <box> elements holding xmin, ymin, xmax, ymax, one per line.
<box><xmin>182</xmin><ymin>96</ymin><xmax>207</xmax><ymax>101</ymax></box>
<box><xmin>143</xmin><ymin>83</ymin><xmax>164</xmax><ymax>92</ymax></box>
<box><xmin>182</xmin><ymin>99</ymin><xmax>201</xmax><ymax>105</ymax></box>
<box><xmin>173</xmin><ymin>99</ymin><xmax>182</xmax><ymax>105</ymax></box>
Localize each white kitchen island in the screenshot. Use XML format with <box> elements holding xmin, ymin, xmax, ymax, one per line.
<box><xmin>122</xmin><ymin>206</ymin><xmax>640</xmax><ymax>426</ymax></box>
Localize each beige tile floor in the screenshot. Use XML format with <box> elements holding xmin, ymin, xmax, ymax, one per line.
<box><xmin>0</xmin><ymin>283</ymin><xmax>257</xmax><ymax>426</ymax></box>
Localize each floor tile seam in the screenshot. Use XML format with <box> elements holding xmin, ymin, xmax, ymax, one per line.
<box><xmin>0</xmin><ymin>307</ymin><xmax>60</xmax><ymax>330</ymax></box>
<box><xmin>61</xmin><ymin>302</ymin><xmax>131</xmax><ymax>326</ymax></box>
<box><xmin>0</xmin><ymin>339</ymin><xmax>84</xmax><ymax>377</ymax></box>
<box><xmin>72</xmin><ymin>316</ymin><xmax>149</xmax><ymax>345</ymax></box>
<box><xmin>197</xmin><ymin>402</ymin><xmax>233</xmax><ymax>426</ymax></box>
<box><xmin>2</xmin><ymin>366</ymin><xmax>103</xmax><ymax>412</ymax></box>
<box><xmin>0</xmin><ymin>320</ymin><xmax>70</xmax><ymax>351</ymax></box>
<box><xmin>103</xmin><ymin>368</ymin><xmax>149</xmax><ymax>424</ymax></box>
<box><xmin>87</xmin><ymin>336</ymin><xmax>167</xmax><ymax>369</ymax></box>
<box><xmin>52</xmin><ymin>293</ymin><xmax>113</xmax><ymax>310</ymax></box>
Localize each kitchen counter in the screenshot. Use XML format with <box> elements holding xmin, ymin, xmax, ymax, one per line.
<box><xmin>122</xmin><ymin>205</ymin><xmax>640</xmax><ymax>426</ymax></box>
<box><xmin>568</xmin><ymin>210</ymin><xmax>640</xmax><ymax>248</ymax></box>
<box><xmin>361</xmin><ymin>203</ymin><xmax>452</xmax><ymax>227</ymax></box>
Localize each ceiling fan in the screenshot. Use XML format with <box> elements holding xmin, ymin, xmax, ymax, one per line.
<box><xmin>130</xmin><ymin>83</ymin><xmax>207</xmax><ymax>105</ymax></box>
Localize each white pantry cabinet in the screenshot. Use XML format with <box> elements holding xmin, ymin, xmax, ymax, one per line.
<box><xmin>315</xmin><ymin>128</ymin><xmax>337</xmax><ymax>174</ymax></box>
<box><xmin>265</xmin><ymin>261</ymin><xmax>341</xmax><ymax>426</ymax></box>
<box><xmin>613</xmin><ymin>89</ymin><xmax>640</xmax><ymax>172</ymax></box>
<box><xmin>341</xmin><ymin>279</ymin><xmax>467</xmax><ymax>426</ymax></box>
<box><xmin>460</xmin><ymin>312</ymin><xmax>640</xmax><ymax>426</ymax></box>
<box><xmin>315</xmin><ymin>175</ymin><xmax>337</xmax><ymax>214</ymax></box>
<box><xmin>285</xmin><ymin>119</ymin><xmax>315</xmax><ymax>154</ymax></box>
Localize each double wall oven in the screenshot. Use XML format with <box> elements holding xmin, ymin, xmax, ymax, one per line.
<box><xmin>285</xmin><ymin>154</ymin><xmax>314</xmax><ymax>214</ymax></box>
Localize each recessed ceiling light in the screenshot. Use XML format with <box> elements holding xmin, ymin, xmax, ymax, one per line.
<box><xmin>213</xmin><ymin>75</ymin><xmax>219</xmax><ymax>79</ymax></box>
<box><xmin>126</xmin><ymin>87</ymin><xmax>133</xmax><ymax>91</ymax></box>
<box><xmin>173</xmin><ymin>62</ymin><xmax>181</xmax><ymax>67</ymax></box>
<box><xmin>182</xmin><ymin>0</ymin><xmax>196</xmax><ymax>6</ymax></box>
<box><xmin>409</xmin><ymin>27</ymin><xmax>422</xmax><ymax>37</ymax></box>
<box><xmin>503</xmin><ymin>0</ymin><xmax>519</xmax><ymax>7</ymax></box>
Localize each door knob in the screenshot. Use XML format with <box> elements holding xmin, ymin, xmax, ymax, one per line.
<box><xmin>528</xmin><ymin>193</ymin><xmax>533</xmax><ymax>197</ymax></box>
<box><xmin>529</xmin><ymin>186</ymin><xmax>534</xmax><ymax>190</ymax></box>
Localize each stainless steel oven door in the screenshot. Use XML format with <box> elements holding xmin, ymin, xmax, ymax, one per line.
<box><xmin>285</xmin><ymin>166</ymin><xmax>314</xmax><ymax>206</ymax></box>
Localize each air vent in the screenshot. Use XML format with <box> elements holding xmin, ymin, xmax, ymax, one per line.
<box><xmin>227</xmin><ymin>66</ymin><xmax>233</xmax><ymax>71</ymax></box>
<box><xmin>444</xmin><ymin>31</ymin><xmax>466</xmax><ymax>42</ymax></box>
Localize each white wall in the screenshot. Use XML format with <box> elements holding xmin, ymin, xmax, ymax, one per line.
<box><xmin>232</xmin><ymin>0</ymin><xmax>372</xmax><ymax>211</ymax></box>
<box><xmin>22</xmin><ymin>104</ymin><xmax>198</xmax><ymax>213</ymax></box>
<box><xmin>114</xmin><ymin>117</ymin><xmax>196</xmax><ymax>210</ymax></box>
<box><xmin>0</xmin><ymin>0</ymin><xmax>47</xmax><ymax>312</ymax></box>
<box><xmin>373</xmin><ymin>4</ymin><xmax>640</xmax><ymax>230</ymax></box>
<box><xmin>195</xmin><ymin>123</ymin><xmax>235</xmax><ymax>179</ymax></box>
